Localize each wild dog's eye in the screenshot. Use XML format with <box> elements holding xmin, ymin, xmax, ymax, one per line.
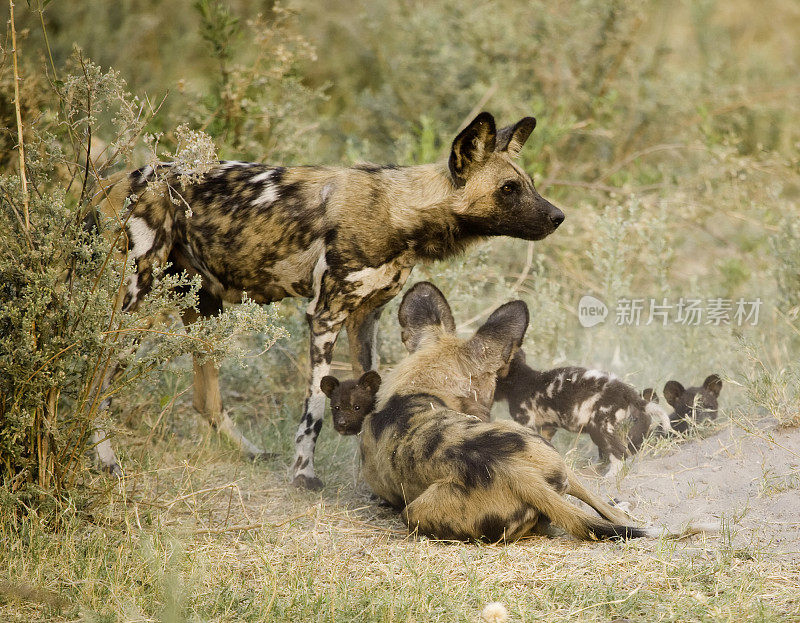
<box><xmin>334</xmin><ymin>406</ymin><xmax>340</xmax><ymax>411</ymax></box>
<box><xmin>501</xmin><ymin>181</ymin><xmax>517</xmax><ymax>194</ymax></box>
<box><xmin>354</xmin><ymin>405</ymin><xmax>360</xmax><ymax>411</ymax></box>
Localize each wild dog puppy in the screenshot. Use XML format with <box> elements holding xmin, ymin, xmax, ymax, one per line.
<box><xmin>359</xmin><ymin>282</ymin><xmax>675</xmax><ymax>542</ymax></box>
<box><xmin>662</xmin><ymin>375</ymin><xmax>722</xmax><ymax>434</ymax></box>
<box><xmin>494</xmin><ymin>351</ymin><xmax>674</xmax><ymax>476</ymax></box>
<box><xmin>320</xmin><ymin>371</ymin><xmax>381</xmax><ymax>435</ymax></box>
<box><xmin>88</xmin><ymin>112</ymin><xmax>565</xmax><ymax>487</ymax></box>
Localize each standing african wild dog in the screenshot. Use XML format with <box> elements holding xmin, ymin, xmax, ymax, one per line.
<box><xmin>359</xmin><ymin>283</ymin><xmax>711</xmax><ymax>541</ymax></box>
<box><xmin>89</xmin><ymin>112</ymin><xmax>564</xmax><ymax>488</ymax></box>
<box><xmin>494</xmin><ymin>350</ymin><xmax>674</xmax><ymax>476</ymax></box>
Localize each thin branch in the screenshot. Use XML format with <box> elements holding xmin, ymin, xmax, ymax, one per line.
<box><xmin>455</xmin><ymin>82</ymin><xmax>499</xmax><ymax>134</ymax></box>
<box><xmin>9</xmin><ymin>0</ymin><xmax>30</xmax><ymax>234</ymax></box>
<box><xmin>77</xmin><ymin>52</ymin><xmax>94</xmax><ymax>208</ymax></box>
<box><xmin>540</xmin><ymin>178</ymin><xmax>668</xmax><ymax>195</ymax></box>
<box><xmin>37</xmin><ymin>1</ymin><xmax>58</xmax><ymax>80</ymax></box>
<box><xmin>456</xmin><ymin>240</ymin><xmax>535</xmax><ymax>331</ymax></box>
<box><xmin>597</xmin><ymin>143</ymin><xmax>685</xmax><ymax>183</ymax></box>
<box><xmin>101</xmin><ymin>326</ymin><xmax>217</xmax><ymax>349</ymax></box>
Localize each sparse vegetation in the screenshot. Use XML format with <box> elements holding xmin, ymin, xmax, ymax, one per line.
<box><xmin>2</xmin><ymin>0</ymin><xmax>800</xmax><ymax>620</ymax></box>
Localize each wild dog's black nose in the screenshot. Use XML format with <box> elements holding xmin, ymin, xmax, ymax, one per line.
<box><xmin>550</xmin><ymin>208</ymin><xmax>565</xmax><ymax>227</ymax></box>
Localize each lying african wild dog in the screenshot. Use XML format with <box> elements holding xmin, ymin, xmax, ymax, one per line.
<box><xmin>494</xmin><ymin>351</ymin><xmax>674</xmax><ymax>476</ymax></box>
<box><xmin>357</xmin><ymin>282</ymin><xmax>712</xmax><ymax>541</ymax></box>
<box><xmin>88</xmin><ymin>112</ymin><xmax>564</xmax><ymax>487</ymax></box>
<box><xmin>662</xmin><ymin>375</ymin><xmax>722</xmax><ymax>434</ymax></box>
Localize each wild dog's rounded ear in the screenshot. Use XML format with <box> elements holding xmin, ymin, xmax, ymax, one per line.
<box><xmin>470</xmin><ymin>300</ymin><xmax>530</xmax><ymax>369</ymax></box>
<box><xmin>398</xmin><ymin>281</ymin><xmax>456</xmax><ymax>352</ymax></box>
<box><xmin>703</xmin><ymin>374</ymin><xmax>723</xmax><ymax>397</ymax></box>
<box><xmin>641</xmin><ymin>388</ymin><xmax>658</xmax><ymax>403</ymax></box>
<box><xmin>449</xmin><ymin>112</ymin><xmax>497</xmax><ymax>187</ymax></box>
<box><xmin>320</xmin><ymin>376</ymin><xmax>340</xmax><ymax>398</ymax></box>
<box><xmin>358</xmin><ymin>370</ymin><xmax>382</xmax><ymax>395</ymax></box>
<box><xmin>663</xmin><ymin>381</ymin><xmax>685</xmax><ymax>407</ymax></box>
<box><xmin>495</xmin><ymin>117</ymin><xmax>537</xmax><ymax>159</ymax></box>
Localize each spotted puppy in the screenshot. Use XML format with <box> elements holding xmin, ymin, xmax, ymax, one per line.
<box><xmin>88</xmin><ymin>112</ymin><xmax>565</xmax><ymax>487</ymax></box>
<box><xmin>494</xmin><ymin>351</ymin><xmax>674</xmax><ymax>476</ymax></box>
<box><xmin>357</xmin><ymin>282</ymin><xmax>713</xmax><ymax>542</ymax></box>
<box><xmin>662</xmin><ymin>375</ymin><xmax>722</xmax><ymax>434</ymax></box>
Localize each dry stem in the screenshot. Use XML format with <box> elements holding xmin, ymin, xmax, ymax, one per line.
<box><xmin>8</xmin><ymin>0</ymin><xmax>29</xmax><ymax>232</ymax></box>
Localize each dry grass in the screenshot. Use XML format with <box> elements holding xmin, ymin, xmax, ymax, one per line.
<box><xmin>2</xmin><ymin>392</ymin><xmax>799</xmax><ymax>622</ymax></box>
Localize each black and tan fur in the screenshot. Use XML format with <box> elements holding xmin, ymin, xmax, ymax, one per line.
<box><xmin>662</xmin><ymin>375</ymin><xmax>722</xmax><ymax>434</ymax></box>
<box><xmin>494</xmin><ymin>351</ymin><xmax>674</xmax><ymax>475</ymax></box>
<box><xmin>357</xmin><ymin>282</ymin><xmax>700</xmax><ymax>542</ymax></box>
<box><xmin>88</xmin><ymin>112</ymin><xmax>564</xmax><ymax>487</ymax></box>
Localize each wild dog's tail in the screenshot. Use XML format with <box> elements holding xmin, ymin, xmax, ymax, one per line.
<box><xmin>645</xmin><ymin>401</ymin><xmax>675</xmax><ymax>434</ymax></box>
<box><xmin>515</xmin><ymin>470</ymin><xmax>717</xmax><ymax>541</ymax></box>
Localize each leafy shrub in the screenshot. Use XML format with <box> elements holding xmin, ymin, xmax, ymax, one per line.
<box><xmin>0</xmin><ymin>54</ymin><xmax>286</xmax><ymax>512</ymax></box>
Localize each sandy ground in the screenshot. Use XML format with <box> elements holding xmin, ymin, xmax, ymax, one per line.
<box><xmin>606</xmin><ymin>419</ymin><xmax>800</xmax><ymax>554</ymax></box>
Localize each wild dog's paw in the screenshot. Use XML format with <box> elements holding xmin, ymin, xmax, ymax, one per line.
<box><xmin>610</xmin><ymin>498</ymin><xmax>633</xmax><ymax>514</ymax></box>
<box><xmin>101</xmin><ymin>460</ymin><xmax>124</xmax><ymax>478</ymax></box>
<box><xmin>249</xmin><ymin>450</ymin><xmax>279</xmax><ymax>462</ymax></box>
<box><xmin>292</xmin><ymin>474</ymin><xmax>324</xmax><ymax>491</ymax></box>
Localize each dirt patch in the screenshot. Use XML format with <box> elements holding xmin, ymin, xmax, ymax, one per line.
<box><xmin>607</xmin><ymin>420</ymin><xmax>800</xmax><ymax>553</ymax></box>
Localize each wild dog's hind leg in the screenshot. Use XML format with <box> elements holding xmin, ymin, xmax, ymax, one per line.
<box><xmin>563</xmin><ymin>468</ymin><xmax>631</xmax><ymax>525</ymax></box>
<box><xmin>588</xmin><ymin>425</ymin><xmax>626</xmax><ymax>477</ymax></box>
<box><xmin>291</xmin><ymin>314</ymin><xmax>344</xmax><ymax>490</ymax></box>
<box><xmin>183</xmin><ymin>290</ymin><xmax>267</xmax><ymax>459</ymax></box>
<box><xmin>89</xmin><ymin>362</ymin><xmax>125</xmax><ymax>476</ymax></box>
<box><xmin>402</xmin><ymin>482</ymin><xmax>540</xmax><ymax>541</ymax></box>
<box><xmin>538</xmin><ymin>424</ymin><xmax>557</xmax><ymax>442</ymax></box>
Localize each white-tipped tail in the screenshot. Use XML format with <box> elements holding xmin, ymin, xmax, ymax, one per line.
<box><xmin>643</xmin><ymin>520</ymin><xmax>720</xmax><ymax>540</ymax></box>
<box><xmin>646</xmin><ymin>402</ymin><xmax>674</xmax><ymax>433</ymax></box>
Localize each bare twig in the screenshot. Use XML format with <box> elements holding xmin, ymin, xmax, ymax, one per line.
<box><xmin>36</xmin><ymin>1</ymin><xmax>57</xmax><ymax>80</ymax></box>
<box><xmin>191</xmin><ymin>506</ymin><xmax>318</xmax><ymax>535</ymax></box>
<box><xmin>541</xmin><ymin>178</ymin><xmax>668</xmax><ymax>195</ymax></box>
<box><xmin>456</xmin><ymin>240</ymin><xmax>535</xmax><ymax>331</ymax></box>
<box><xmin>455</xmin><ymin>82</ymin><xmax>499</xmax><ymax>134</ymax></box>
<box><xmin>77</xmin><ymin>52</ymin><xmax>94</xmax><ymax>208</ymax></box>
<box><xmin>598</xmin><ymin>143</ymin><xmax>685</xmax><ymax>183</ymax></box>
<box><xmin>9</xmin><ymin>0</ymin><xmax>30</xmax><ymax>233</ymax></box>
<box><xmin>143</xmin><ymin>385</ymin><xmax>192</xmax><ymax>446</ymax></box>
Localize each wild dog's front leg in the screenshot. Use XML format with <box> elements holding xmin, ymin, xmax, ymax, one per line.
<box><xmin>456</xmin><ymin>396</ymin><xmax>492</xmax><ymax>421</ymax></box>
<box><xmin>345</xmin><ymin>304</ymin><xmax>384</xmax><ymax>376</ymax></box>
<box><xmin>292</xmin><ymin>315</ymin><xmax>343</xmax><ymax>490</ymax></box>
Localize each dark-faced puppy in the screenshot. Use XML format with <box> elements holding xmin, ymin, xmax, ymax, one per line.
<box><xmin>494</xmin><ymin>351</ymin><xmax>673</xmax><ymax>476</ymax></box>
<box><xmin>320</xmin><ymin>371</ymin><xmax>381</xmax><ymax>435</ymax></box>
<box><xmin>662</xmin><ymin>375</ymin><xmax>722</xmax><ymax>434</ymax></box>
